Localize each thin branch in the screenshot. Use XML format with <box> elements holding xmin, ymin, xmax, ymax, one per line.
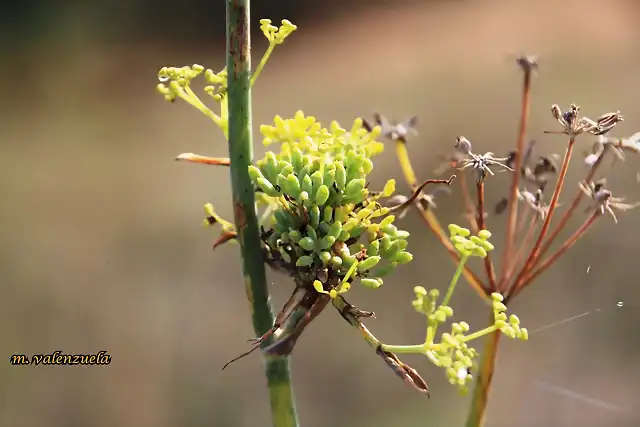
<box><xmin>530</xmin><ymin>151</ymin><xmax>605</xmax><ymax>265</ymax></box>
<box><xmin>459</xmin><ymin>172</ymin><xmax>478</xmax><ymax>233</ymax></box>
<box><xmin>176</xmin><ymin>153</ymin><xmax>231</xmax><ymax>166</ymax></box>
<box><xmin>476</xmin><ymin>181</ymin><xmax>497</xmax><ymax>289</ymax></box>
<box><xmin>514</xmin><ymin>212</ymin><xmax>599</xmax><ymax>297</ymax></box>
<box><xmin>504</xmin><ymin>213</ymin><xmax>538</xmax><ymax>297</ymax></box>
<box><xmin>501</xmin><ymin>67</ymin><xmax>532</xmax><ymax>284</ymax></box>
<box><xmin>514</xmin><ymin>138</ymin><xmax>575</xmax><ymax>287</ymax></box>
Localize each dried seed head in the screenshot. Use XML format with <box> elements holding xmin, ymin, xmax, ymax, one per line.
<box><xmin>579</xmin><ymin>179</ymin><xmax>640</xmax><ymax>223</ymax></box>
<box><xmin>456</xmin><ymin>139</ymin><xmax>514</xmax><ymax>182</ymax></box>
<box><xmin>455</xmin><ymin>136</ymin><xmax>473</xmax><ymax>155</ymax></box>
<box><xmin>516</xmin><ymin>55</ymin><xmax>539</xmax><ymax>73</ymax></box>
<box><xmin>365</xmin><ymin>113</ymin><xmax>418</xmax><ymax>143</ymax></box>
<box><xmin>548</xmin><ymin>104</ymin><xmax>623</xmax><ymax>137</ymax></box>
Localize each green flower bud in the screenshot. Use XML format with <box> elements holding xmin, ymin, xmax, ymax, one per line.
<box><xmin>337</xmin><ymin>230</ymin><xmax>350</xmax><ymax>241</ymax></box>
<box><xmin>296</xmin><ymin>255</ymin><xmax>314</xmax><ymax>267</ymax></box>
<box><xmin>518</xmin><ymin>328</ymin><xmax>529</xmax><ymax>341</ymax></box>
<box><xmin>345</xmin><ymin>179</ymin><xmax>366</xmax><ymax>197</ymax></box>
<box><xmin>323</xmin><ymin>169</ymin><xmax>335</xmax><ymax>190</ymax></box>
<box><xmin>509</xmin><ymin>314</ymin><xmax>520</xmax><ymax>325</ymax></box>
<box><xmin>319</xmin><ymin>251</ymin><xmax>332</xmax><ymax>265</ymax></box>
<box><xmin>288</xmin><ymin>230</ymin><xmax>302</xmax><ymax>243</ymax></box>
<box><xmin>491</xmin><ymin>292</ymin><xmax>504</xmax><ymax>302</ymax></box>
<box><xmin>311</xmin><ymin>171</ymin><xmax>324</xmax><ymax>191</ymax></box>
<box><xmin>414</xmin><ymin>286</ymin><xmax>428</xmax><ymax>297</ymax></box>
<box><xmin>282</xmin><ymin>173</ymin><xmax>301</xmax><ymax>198</ymax></box>
<box><xmin>278</xmin><ymin>247</ymin><xmax>292</xmax><ymax>263</ymax></box>
<box><xmin>317</xmin><ymin>235</ymin><xmax>336</xmax><ymax>250</ymax></box>
<box><xmin>362</xmin><ymin>157</ymin><xmax>374</xmax><ymax>175</ymax></box>
<box><xmin>473</xmin><ymin>246</ymin><xmax>488</xmax><ymax>258</ymax></box>
<box><xmin>495</xmin><ymin>319</ymin><xmax>507</xmax><ymax>329</ymax></box>
<box><xmin>366</xmin><ymin>240</ymin><xmax>380</xmax><ymax>257</ymax></box>
<box><xmin>248</xmin><ymin>165</ymin><xmax>265</xmax><ymax>186</ymax></box>
<box><xmin>309</xmin><ymin>205</ymin><xmax>321</xmax><ymax>228</ymax></box>
<box><xmin>391</xmin><ymin>251</ymin><xmax>413</xmax><ymax>264</ymax></box>
<box><xmin>395</xmin><ymin>230</ymin><xmax>410</xmax><ymax>239</ymax></box>
<box><xmin>330</xmin><ymin>256</ymin><xmax>343</xmax><ymax>267</ymax></box>
<box><xmin>305</xmin><ymin>225</ymin><xmax>317</xmax><ymax>241</ymax></box>
<box><xmin>477</xmin><ymin>229</ymin><xmax>492</xmax><ymax>240</ymax></box>
<box><xmin>298</xmin><ymin>191</ymin><xmax>309</xmax><ymax>205</ymax></box>
<box><xmin>448</xmin><ymin>224</ymin><xmax>470</xmax><ymax>237</ymax></box>
<box><xmin>493</xmin><ymin>301</ymin><xmax>507</xmax><ymax>313</ymax></box>
<box><xmin>334</xmin><ymin>162</ymin><xmax>347</xmax><ymax>190</ymax></box>
<box><xmin>360</xmin><ymin>278</ymin><xmax>383</xmax><ymax>289</ymax></box>
<box><xmin>298</xmin><ymin>237</ymin><xmax>315</xmax><ymax>251</ymax></box>
<box><xmin>315</xmin><ymin>185</ymin><xmax>330</xmax><ymax>205</ymax></box>
<box><xmin>357</xmin><ymin>256</ymin><xmax>381</xmax><ymax>271</ymax></box>
<box><xmin>256</xmin><ymin>177</ymin><xmax>279</xmax><ymax>197</ymax></box>
<box><xmin>434</xmin><ymin>310</ymin><xmax>447</xmax><ymax>323</ymax></box>
<box><xmin>342</xmin><ymin>218</ymin><xmax>359</xmax><ymax>232</ymax></box>
<box><xmin>379</xmin><ymin>215</ymin><xmax>395</xmax><ymax>228</ymax></box>
<box><xmin>323</xmin><ymin>206</ymin><xmax>333</xmax><ymax>223</ymax></box>
<box><xmin>301</xmin><ymin>174</ymin><xmax>313</xmax><ymax>196</ymax></box>
<box><xmin>291</xmin><ymin>146</ymin><xmax>303</xmax><ymax>171</ymax></box>
<box><xmin>327</xmin><ymin>220</ymin><xmax>342</xmax><ymax>239</ymax></box>
<box><xmin>439</xmin><ymin>305</ymin><xmax>454</xmax><ymax>317</ymax></box>
<box><xmin>382</xmin><ymin>179</ymin><xmax>396</xmax><ymax>197</ymax></box>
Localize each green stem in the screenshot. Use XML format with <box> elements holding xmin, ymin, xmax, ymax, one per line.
<box><xmin>465</xmin><ymin>313</ymin><xmax>501</xmax><ymax>427</ymax></box>
<box><xmin>442</xmin><ymin>255</ymin><xmax>468</xmax><ymax>306</ymax></box>
<box><xmin>460</xmin><ymin>325</ymin><xmax>498</xmax><ymax>343</ymax></box>
<box><xmin>251</xmin><ymin>44</ymin><xmax>275</xmax><ymax>87</ymax></box>
<box><xmin>225</xmin><ymin>2</ymin><xmax>299</xmax><ymax>427</ymax></box>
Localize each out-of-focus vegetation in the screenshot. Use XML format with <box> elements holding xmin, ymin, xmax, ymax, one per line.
<box><xmin>1</xmin><ymin>1</ymin><xmax>639</xmax><ymax>426</ymax></box>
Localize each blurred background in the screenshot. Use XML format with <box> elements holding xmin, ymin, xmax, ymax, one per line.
<box><xmin>1</xmin><ymin>0</ymin><xmax>640</xmax><ymax>426</ymax></box>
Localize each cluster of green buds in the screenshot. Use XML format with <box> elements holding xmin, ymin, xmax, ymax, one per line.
<box><xmin>251</xmin><ymin>111</ymin><xmax>412</xmax><ymax>293</ymax></box>
<box><xmin>381</xmin><ymin>224</ymin><xmax>528</xmax><ymax>394</ymax></box>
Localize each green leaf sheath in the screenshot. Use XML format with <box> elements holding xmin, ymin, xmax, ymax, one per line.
<box><xmin>225</xmin><ymin>1</ymin><xmax>299</xmax><ymax>427</ymax></box>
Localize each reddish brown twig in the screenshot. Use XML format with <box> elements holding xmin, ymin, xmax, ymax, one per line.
<box><xmin>514</xmin><ymin>138</ymin><xmax>575</xmax><ymax>287</ymax></box>
<box><xmin>501</xmin><ymin>65</ymin><xmax>533</xmax><ymax>285</ymax></box>
<box><xmin>176</xmin><ymin>153</ymin><xmax>231</xmax><ymax>166</ymax></box>
<box><xmin>459</xmin><ymin>172</ymin><xmax>478</xmax><ymax>233</ymax></box>
<box><xmin>530</xmin><ymin>152</ymin><xmax>605</xmax><ymax>265</ymax></box>
<box><xmin>476</xmin><ymin>181</ymin><xmax>496</xmax><ymax>289</ymax></box>
<box><xmin>513</xmin><ymin>212</ymin><xmax>599</xmax><ymax>297</ymax></box>
<box><xmin>504</xmin><ymin>212</ymin><xmax>538</xmax><ymax>297</ymax></box>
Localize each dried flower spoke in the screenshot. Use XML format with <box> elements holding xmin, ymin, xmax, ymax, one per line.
<box><xmin>548</xmin><ymin>104</ymin><xmax>623</xmax><ymax>137</ymax></box>
<box><xmin>455</xmin><ymin>137</ymin><xmax>514</xmax><ymax>182</ymax></box>
<box><xmin>579</xmin><ymin>179</ymin><xmax>640</xmax><ymax>223</ymax></box>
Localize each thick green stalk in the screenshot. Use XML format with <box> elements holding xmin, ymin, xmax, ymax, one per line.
<box><xmin>465</xmin><ymin>314</ymin><xmax>501</xmax><ymax>427</ymax></box>
<box><xmin>225</xmin><ymin>2</ymin><xmax>299</xmax><ymax>426</ymax></box>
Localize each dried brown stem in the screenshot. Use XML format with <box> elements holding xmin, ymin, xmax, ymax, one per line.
<box><xmin>176</xmin><ymin>153</ymin><xmax>231</xmax><ymax>166</ymax></box>
<box><xmin>514</xmin><ymin>138</ymin><xmax>575</xmax><ymax>287</ymax></box>
<box><xmin>459</xmin><ymin>172</ymin><xmax>478</xmax><ymax>233</ymax></box>
<box><xmin>504</xmin><ymin>213</ymin><xmax>538</xmax><ymax>297</ymax></box>
<box><xmin>531</xmin><ymin>152</ymin><xmax>604</xmax><ymax>265</ymax></box>
<box><xmin>514</xmin><ymin>212</ymin><xmax>599</xmax><ymax>296</ymax></box>
<box><xmin>476</xmin><ymin>181</ymin><xmax>496</xmax><ymax>289</ymax></box>
<box><xmin>501</xmin><ymin>68</ymin><xmax>532</xmax><ymax>285</ymax></box>
<box><xmin>388</xmin><ymin>175</ymin><xmax>456</xmax><ymax>213</ymax></box>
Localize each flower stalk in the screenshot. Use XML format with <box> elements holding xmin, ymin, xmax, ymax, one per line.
<box><xmin>225</xmin><ymin>2</ymin><xmax>298</xmax><ymax>426</ymax></box>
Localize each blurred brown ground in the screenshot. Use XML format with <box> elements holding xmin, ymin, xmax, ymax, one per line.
<box><xmin>1</xmin><ymin>0</ymin><xmax>639</xmax><ymax>426</ymax></box>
